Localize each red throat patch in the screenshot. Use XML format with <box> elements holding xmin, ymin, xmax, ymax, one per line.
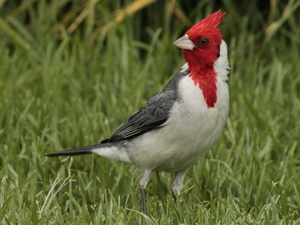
<box><xmin>189</xmin><ymin>69</ymin><xmax>217</xmax><ymax>108</ymax></box>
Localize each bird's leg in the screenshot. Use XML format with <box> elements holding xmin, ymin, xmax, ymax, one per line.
<box><xmin>139</xmin><ymin>170</ymin><xmax>151</xmax><ymax>215</ymax></box>
<box><xmin>171</xmin><ymin>169</ymin><xmax>189</xmax><ymax>201</ymax></box>
<box><xmin>139</xmin><ymin>187</ymin><xmax>147</xmax><ymax>214</ymax></box>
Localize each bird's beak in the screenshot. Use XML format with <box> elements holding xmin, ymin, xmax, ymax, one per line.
<box><xmin>173</xmin><ymin>35</ymin><xmax>196</xmax><ymax>51</ymax></box>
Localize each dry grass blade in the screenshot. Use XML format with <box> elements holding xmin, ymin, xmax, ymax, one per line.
<box><xmin>53</xmin><ymin>2</ymin><xmax>88</xmax><ymax>37</ymax></box>
<box><xmin>264</xmin><ymin>0</ymin><xmax>300</xmax><ymax>43</ymax></box>
<box><xmin>91</xmin><ymin>0</ymin><xmax>156</xmax><ymax>40</ymax></box>
<box><xmin>168</xmin><ymin>1</ymin><xmax>193</xmax><ymax>27</ymax></box>
<box><xmin>172</xmin><ymin>8</ymin><xmax>193</xmax><ymax>27</ymax></box>
<box><xmin>67</xmin><ymin>0</ymin><xmax>100</xmax><ymax>35</ymax></box>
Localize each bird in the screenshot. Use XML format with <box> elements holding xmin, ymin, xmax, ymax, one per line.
<box><xmin>46</xmin><ymin>10</ymin><xmax>230</xmax><ymax>215</ymax></box>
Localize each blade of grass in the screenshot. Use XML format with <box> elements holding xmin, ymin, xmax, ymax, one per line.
<box><xmin>91</xmin><ymin>0</ymin><xmax>156</xmax><ymax>39</ymax></box>
<box><xmin>0</xmin><ymin>17</ymin><xmax>32</xmax><ymax>51</ymax></box>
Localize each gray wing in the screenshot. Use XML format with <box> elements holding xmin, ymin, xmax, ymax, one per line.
<box><xmin>101</xmin><ymin>68</ymin><xmax>188</xmax><ymax>143</ymax></box>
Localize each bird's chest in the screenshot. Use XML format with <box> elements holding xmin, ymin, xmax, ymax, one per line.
<box><xmin>172</xmin><ymin>75</ymin><xmax>227</xmax><ymax>135</ymax></box>
<box><xmin>161</xmin><ymin>75</ymin><xmax>229</xmax><ymax>170</ymax></box>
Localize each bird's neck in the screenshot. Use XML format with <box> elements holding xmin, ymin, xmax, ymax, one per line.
<box><xmin>187</xmin><ymin>62</ymin><xmax>217</xmax><ymax>108</ymax></box>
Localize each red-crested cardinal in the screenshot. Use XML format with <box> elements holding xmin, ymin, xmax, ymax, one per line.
<box><xmin>46</xmin><ymin>10</ymin><xmax>230</xmax><ymax>214</ymax></box>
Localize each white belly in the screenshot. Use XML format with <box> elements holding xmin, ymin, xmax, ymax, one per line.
<box><xmin>128</xmin><ymin>75</ymin><xmax>229</xmax><ymax>172</ymax></box>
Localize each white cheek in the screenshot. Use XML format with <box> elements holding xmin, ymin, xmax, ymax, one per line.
<box><xmin>214</xmin><ymin>40</ymin><xmax>230</xmax><ymax>82</ymax></box>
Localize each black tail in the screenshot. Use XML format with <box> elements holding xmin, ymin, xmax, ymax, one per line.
<box><xmin>45</xmin><ymin>144</ymin><xmax>102</xmax><ymax>157</ymax></box>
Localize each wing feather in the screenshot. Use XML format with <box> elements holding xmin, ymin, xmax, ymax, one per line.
<box><xmin>101</xmin><ymin>67</ymin><xmax>189</xmax><ymax>143</ymax></box>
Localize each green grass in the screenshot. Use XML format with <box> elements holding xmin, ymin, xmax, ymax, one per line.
<box><xmin>1</xmin><ymin>1</ymin><xmax>300</xmax><ymax>224</ymax></box>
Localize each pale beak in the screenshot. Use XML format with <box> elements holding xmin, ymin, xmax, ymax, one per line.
<box><xmin>173</xmin><ymin>35</ymin><xmax>196</xmax><ymax>50</ymax></box>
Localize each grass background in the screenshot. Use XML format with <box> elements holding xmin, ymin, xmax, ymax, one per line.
<box><xmin>0</xmin><ymin>0</ymin><xmax>300</xmax><ymax>224</ymax></box>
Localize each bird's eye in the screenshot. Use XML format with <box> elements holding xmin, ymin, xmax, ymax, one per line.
<box><xmin>199</xmin><ymin>38</ymin><xmax>209</xmax><ymax>46</ymax></box>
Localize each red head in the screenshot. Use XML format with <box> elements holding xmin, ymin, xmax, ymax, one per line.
<box><xmin>174</xmin><ymin>10</ymin><xmax>226</xmax><ymax>70</ymax></box>
<box><xmin>173</xmin><ymin>10</ymin><xmax>226</xmax><ymax>108</ymax></box>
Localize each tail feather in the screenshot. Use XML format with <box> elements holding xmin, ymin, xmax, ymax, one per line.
<box><xmin>45</xmin><ymin>144</ymin><xmax>102</xmax><ymax>157</ymax></box>
<box><xmin>46</xmin><ymin>141</ymin><xmax>130</xmax><ymax>163</ymax></box>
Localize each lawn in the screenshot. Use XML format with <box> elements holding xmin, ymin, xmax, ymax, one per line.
<box><xmin>0</xmin><ymin>0</ymin><xmax>299</xmax><ymax>224</ymax></box>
